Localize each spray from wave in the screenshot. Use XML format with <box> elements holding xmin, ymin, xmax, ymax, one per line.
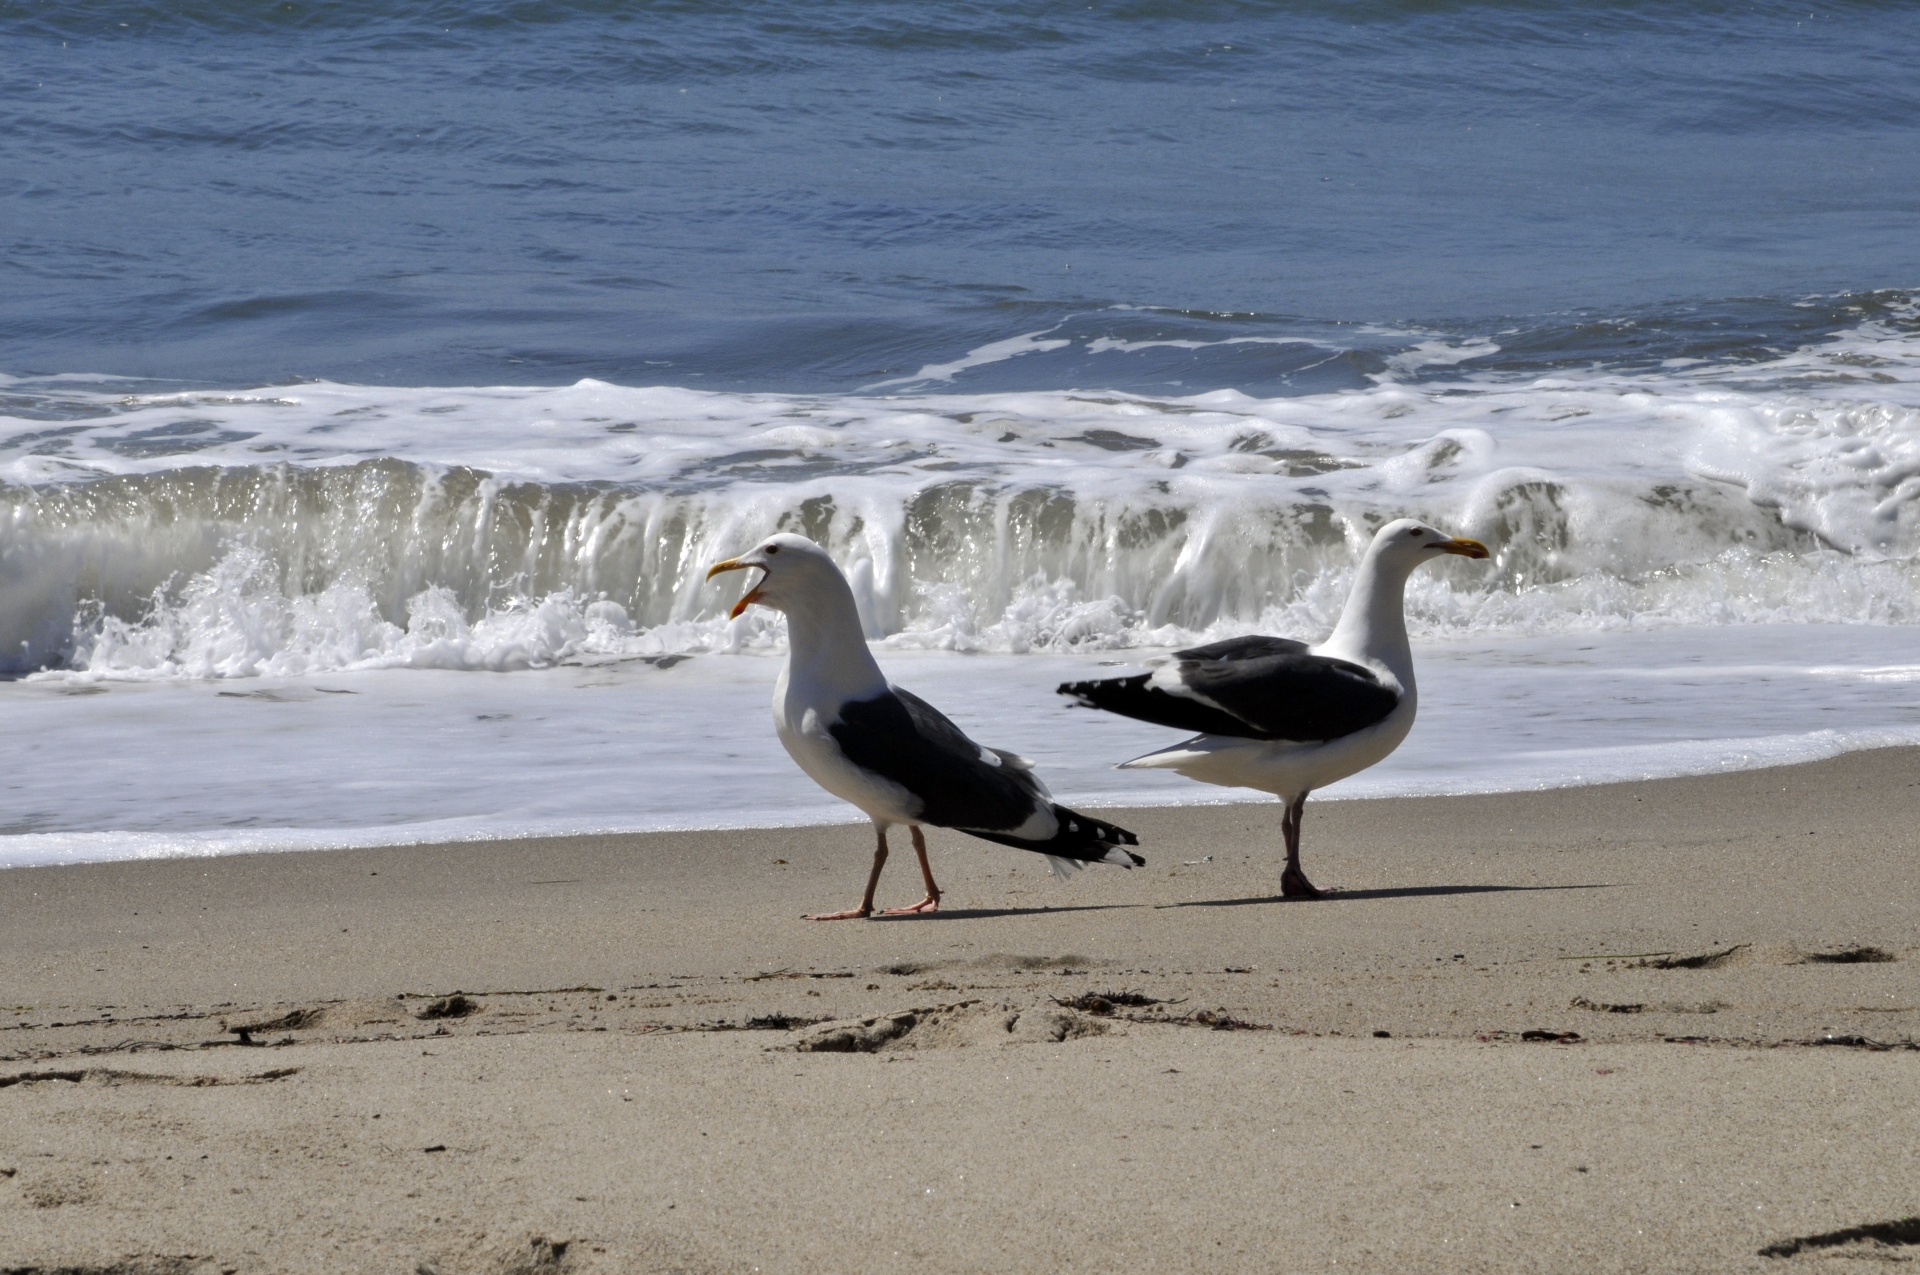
<box><xmin>5</xmin><ymin>296</ymin><xmax>1919</xmax><ymax>680</ymax></box>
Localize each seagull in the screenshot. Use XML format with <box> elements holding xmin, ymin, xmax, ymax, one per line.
<box><xmin>708</xmin><ymin>534</ymin><xmax>1144</xmax><ymax>920</ymax></box>
<box><xmin>1057</xmin><ymin>518</ymin><xmax>1489</xmax><ymax>898</ymax></box>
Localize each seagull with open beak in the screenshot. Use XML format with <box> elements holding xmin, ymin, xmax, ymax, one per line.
<box><xmin>709</xmin><ymin>533</ymin><xmax>1143</xmax><ymax>919</ymax></box>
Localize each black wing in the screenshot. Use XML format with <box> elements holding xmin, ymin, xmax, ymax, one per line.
<box><xmin>831</xmin><ymin>688</ymin><xmax>1140</xmax><ymax>862</ymax></box>
<box><xmin>1059</xmin><ymin>642</ymin><xmax>1399</xmax><ymax>743</ymax></box>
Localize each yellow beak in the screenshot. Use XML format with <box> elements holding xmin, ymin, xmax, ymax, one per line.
<box><xmin>1441</xmin><ymin>537</ymin><xmax>1490</xmax><ymax>559</ymax></box>
<box><xmin>706</xmin><ymin>558</ymin><xmax>763</xmax><ymax>619</ymax></box>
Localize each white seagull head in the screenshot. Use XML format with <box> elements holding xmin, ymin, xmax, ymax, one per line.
<box><xmin>705</xmin><ymin>532</ymin><xmax>845</xmax><ymax>619</ymax></box>
<box><xmin>1367</xmin><ymin>517</ymin><xmax>1490</xmax><ymax>572</ymax></box>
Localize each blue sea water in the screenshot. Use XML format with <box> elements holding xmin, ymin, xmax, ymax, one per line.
<box><xmin>4</xmin><ymin>0</ymin><xmax>1920</xmax><ymax>865</ymax></box>
<box><xmin>5</xmin><ymin>0</ymin><xmax>1919</xmax><ymax>389</ymax></box>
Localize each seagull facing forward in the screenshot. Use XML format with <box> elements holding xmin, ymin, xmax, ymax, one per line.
<box><xmin>708</xmin><ymin>534</ymin><xmax>1143</xmax><ymax>920</ymax></box>
<box><xmin>1058</xmin><ymin>518</ymin><xmax>1489</xmax><ymax>898</ymax></box>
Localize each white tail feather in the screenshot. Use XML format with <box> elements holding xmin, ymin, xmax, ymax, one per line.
<box><xmin>1045</xmin><ymin>855</ymin><xmax>1083</xmax><ymax>880</ymax></box>
<box><xmin>1117</xmin><ymin>743</ymin><xmax>1206</xmax><ymax>770</ymax></box>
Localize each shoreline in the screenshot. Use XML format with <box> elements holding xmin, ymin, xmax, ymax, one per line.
<box><xmin>10</xmin><ymin>726</ymin><xmax>1920</xmax><ymax>873</ymax></box>
<box><xmin>13</xmin><ymin>625</ymin><xmax>1920</xmax><ymax>872</ymax></box>
<box><xmin>7</xmin><ymin>745</ymin><xmax>1919</xmax><ymax>1006</ymax></box>
<box><xmin>4</xmin><ymin>748</ymin><xmax>1917</xmax><ymax>1272</ymax></box>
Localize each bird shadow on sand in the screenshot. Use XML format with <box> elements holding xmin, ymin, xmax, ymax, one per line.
<box><xmin>1157</xmin><ymin>882</ymin><xmax>1618</xmax><ymax>909</ymax></box>
<box><xmin>874</xmin><ymin>902</ymin><xmax>1150</xmax><ymax>922</ymax></box>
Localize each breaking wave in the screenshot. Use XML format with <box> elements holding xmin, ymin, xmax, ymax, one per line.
<box><xmin>5</xmin><ymin>295</ymin><xmax>1920</xmax><ymax>680</ymax></box>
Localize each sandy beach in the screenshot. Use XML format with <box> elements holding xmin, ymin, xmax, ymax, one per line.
<box><xmin>3</xmin><ymin>748</ymin><xmax>1917</xmax><ymax>1274</ymax></box>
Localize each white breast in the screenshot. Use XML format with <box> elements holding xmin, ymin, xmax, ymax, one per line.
<box><xmin>1120</xmin><ymin>683</ymin><xmax>1417</xmax><ymax>800</ymax></box>
<box><xmin>772</xmin><ymin>665</ymin><xmax>920</xmax><ymax>825</ymax></box>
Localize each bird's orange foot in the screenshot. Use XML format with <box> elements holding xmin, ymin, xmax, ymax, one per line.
<box><xmin>1280</xmin><ymin>866</ymin><xmax>1326</xmax><ymax>899</ymax></box>
<box><xmin>881</xmin><ymin>894</ymin><xmax>941</xmax><ymax>916</ymax></box>
<box><xmin>804</xmin><ymin>906</ymin><xmax>874</xmax><ymax>921</ymax></box>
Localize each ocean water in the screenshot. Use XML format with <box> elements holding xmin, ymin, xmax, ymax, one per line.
<box><xmin>4</xmin><ymin>1</ymin><xmax>1920</xmax><ymax>868</ymax></box>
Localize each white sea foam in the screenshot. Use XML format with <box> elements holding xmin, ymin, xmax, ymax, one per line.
<box><xmin>3</xmin><ymin>305</ymin><xmax>1920</xmax><ymax>679</ymax></box>
<box><xmin>861</xmin><ymin>330</ymin><xmax>1074</xmax><ymax>390</ymax></box>
<box><xmin>4</xmin><ymin>629</ymin><xmax>1917</xmax><ymax>869</ymax></box>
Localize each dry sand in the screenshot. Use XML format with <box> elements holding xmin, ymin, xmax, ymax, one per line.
<box><xmin>2</xmin><ymin>748</ymin><xmax>1918</xmax><ymax>1273</ymax></box>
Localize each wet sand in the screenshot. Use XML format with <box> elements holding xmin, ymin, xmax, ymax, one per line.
<box><xmin>3</xmin><ymin>749</ymin><xmax>1918</xmax><ymax>1273</ymax></box>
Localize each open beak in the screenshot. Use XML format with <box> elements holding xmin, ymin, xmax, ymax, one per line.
<box><xmin>1441</xmin><ymin>536</ymin><xmax>1490</xmax><ymax>560</ymax></box>
<box><xmin>706</xmin><ymin>558</ymin><xmax>764</xmax><ymax>619</ymax></box>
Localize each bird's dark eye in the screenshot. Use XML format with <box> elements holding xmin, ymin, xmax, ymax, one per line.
<box><xmin>765</xmin><ymin>544</ymin><xmax>780</xmax><ymax>554</ymax></box>
<box><xmin>1405</xmin><ymin>528</ymin><xmax>1420</xmax><ymax>537</ymax></box>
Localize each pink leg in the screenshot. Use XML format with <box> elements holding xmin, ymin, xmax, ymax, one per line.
<box><xmin>1279</xmin><ymin>793</ymin><xmax>1326</xmax><ymax>898</ymax></box>
<box><xmin>881</xmin><ymin>826</ymin><xmax>943</xmax><ymax>915</ymax></box>
<box><xmin>806</xmin><ymin>824</ymin><xmax>888</xmax><ymax>921</ymax></box>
